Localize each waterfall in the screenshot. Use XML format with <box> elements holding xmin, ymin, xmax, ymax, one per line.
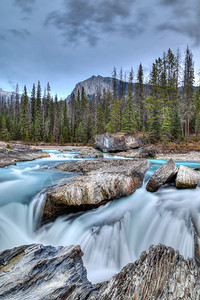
<box><xmin>0</xmin><ymin>151</ymin><xmax>200</xmax><ymax>283</ymax></box>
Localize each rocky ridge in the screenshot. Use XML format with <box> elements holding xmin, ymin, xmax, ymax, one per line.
<box><xmin>0</xmin><ymin>243</ymin><xmax>199</xmax><ymax>299</ymax></box>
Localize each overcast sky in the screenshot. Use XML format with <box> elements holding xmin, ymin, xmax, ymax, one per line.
<box><xmin>0</xmin><ymin>0</ymin><xmax>200</xmax><ymax>98</ymax></box>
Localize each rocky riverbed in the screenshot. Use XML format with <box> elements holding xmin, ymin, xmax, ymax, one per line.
<box><xmin>43</xmin><ymin>159</ymin><xmax>151</xmax><ymax>223</ymax></box>
<box><xmin>0</xmin><ymin>243</ymin><xmax>199</xmax><ymax>299</ymax></box>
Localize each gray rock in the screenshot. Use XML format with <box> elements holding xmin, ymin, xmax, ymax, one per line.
<box><xmin>0</xmin><ymin>243</ymin><xmax>199</xmax><ymax>299</ymax></box>
<box><xmin>176</xmin><ymin>165</ymin><xmax>199</xmax><ymax>189</ymax></box>
<box><xmin>146</xmin><ymin>159</ymin><xmax>178</xmax><ymax>192</ymax></box>
<box><xmin>114</xmin><ymin>146</ymin><xmax>158</xmax><ymax>158</ymax></box>
<box><xmin>74</xmin><ymin>148</ymin><xmax>103</xmax><ymax>158</ymax></box>
<box><xmin>0</xmin><ymin>147</ymin><xmax>49</xmax><ymax>168</ymax></box>
<box><xmin>94</xmin><ymin>133</ymin><xmax>142</xmax><ymax>152</ymax></box>
<box><xmin>43</xmin><ymin>159</ymin><xmax>150</xmax><ymax>223</ymax></box>
<box><xmin>0</xmin><ymin>244</ymin><xmax>95</xmax><ymax>300</ymax></box>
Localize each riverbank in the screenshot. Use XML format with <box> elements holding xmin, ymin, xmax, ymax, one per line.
<box><xmin>0</xmin><ymin>143</ymin><xmax>50</xmax><ymax>168</ymax></box>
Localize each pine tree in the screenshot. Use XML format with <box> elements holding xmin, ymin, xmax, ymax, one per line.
<box><xmin>95</xmin><ymin>106</ymin><xmax>106</xmax><ymax>134</ymax></box>
<box><xmin>20</xmin><ymin>85</ymin><xmax>29</xmax><ymax>141</ymax></box>
<box><xmin>183</xmin><ymin>45</ymin><xmax>194</xmax><ymax>140</ymax></box>
<box><xmin>107</xmin><ymin>98</ymin><xmax>121</xmax><ymax>133</ymax></box>
<box><xmin>135</xmin><ymin>63</ymin><xmax>144</xmax><ymax>130</ymax></box>
<box><xmin>122</xmin><ymin>71</ymin><xmax>136</xmax><ymax>133</ymax></box>
<box><xmin>0</xmin><ymin>115</ymin><xmax>10</xmax><ymax>141</ymax></box>
<box><xmin>30</xmin><ymin>83</ymin><xmax>36</xmax><ymax>140</ymax></box>
<box><xmin>161</xmin><ymin>108</ymin><xmax>171</xmax><ymax>145</ymax></box>
<box><xmin>35</xmin><ymin>81</ymin><xmax>42</xmax><ymax>141</ymax></box>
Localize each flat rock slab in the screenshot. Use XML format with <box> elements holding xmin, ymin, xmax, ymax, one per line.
<box><xmin>146</xmin><ymin>158</ymin><xmax>178</xmax><ymax>192</ymax></box>
<box><xmin>176</xmin><ymin>165</ymin><xmax>199</xmax><ymax>189</ymax></box>
<box><xmin>0</xmin><ymin>244</ymin><xmax>199</xmax><ymax>299</ymax></box>
<box><xmin>44</xmin><ymin>159</ymin><xmax>150</xmax><ymax>223</ymax></box>
<box><xmin>0</xmin><ymin>147</ymin><xmax>49</xmax><ymax>168</ymax></box>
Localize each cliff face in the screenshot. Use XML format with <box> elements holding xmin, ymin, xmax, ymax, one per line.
<box><xmin>67</xmin><ymin>75</ymin><xmax>132</xmax><ymax>100</ymax></box>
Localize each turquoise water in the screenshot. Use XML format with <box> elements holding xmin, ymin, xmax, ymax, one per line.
<box><xmin>0</xmin><ymin>151</ymin><xmax>200</xmax><ymax>283</ymax></box>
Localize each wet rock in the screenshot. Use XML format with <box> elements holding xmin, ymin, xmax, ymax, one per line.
<box><xmin>43</xmin><ymin>159</ymin><xmax>150</xmax><ymax>223</ymax></box>
<box><xmin>146</xmin><ymin>158</ymin><xmax>178</xmax><ymax>192</ymax></box>
<box><xmin>0</xmin><ymin>244</ymin><xmax>199</xmax><ymax>299</ymax></box>
<box><xmin>175</xmin><ymin>165</ymin><xmax>199</xmax><ymax>189</ymax></box>
<box><xmin>94</xmin><ymin>132</ymin><xmax>142</xmax><ymax>152</ymax></box>
<box><xmin>74</xmin><ymin>148</ymin><xmax>103</xmax><ymax>158</ymax></box>
<box><xmin>0</xmin><ymin>244</ymin><xmax>95</xmax><ymax>300</ymax></box>
<box><xmin>0</xmin><ymin>146</ymin><xmax>49</xmax><ymax>168</ymax></box>
<box><xmin>95</xmin><ymin>244</ymin><xmax>200</xmax><ymax>300</ymax></box>
<box><xmin>114</xmin><ymin>146</ymin><xmax>158</xmax><ymax>158</ymax></box>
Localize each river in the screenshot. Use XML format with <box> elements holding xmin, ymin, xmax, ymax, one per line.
<box><xmin>0</xmin><ymin>150</ymin><xmax>200</xmax><ymax>283</ymax></box>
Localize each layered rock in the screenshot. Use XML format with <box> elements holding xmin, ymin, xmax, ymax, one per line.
<box><xmin>94</xmin><ymin>132</ymin><xmax>142</xmax><ymax>152</ymax></box>
<box><xmin>0</xmin><ymin>244</ymin><xmax>95</xmax><ymax>300</ymax></box>
<box><xmin>113</xmin><ymin>146</ymin><xmax>158</xmax><ymax>158</ymax></box>
<box><xmin>176</xmin><ymin>165</ymin><xmax>199</xmax><ymax>189</ymax></box>
<box><xmin>74</xmin><ymin>148</ymin><xmax>103</xmax><ymax>159</ymax></box>
<box><xmin>43</xmin><ymin>159</ymin><xmax>150</xmax><ymax>223</ymax></box>
<box><xmin>146</xmin><ymin>158</ymin><xmax>178</xmax><ymax>192</ymax></box>
<box><xmin>0</xmin><ymin>244</ymin><xmax>199</xmax><ymax>299</ymax></box>
<box><xmin>0</xmin><ymin>145</ymin><xmax>49</xmax><ymax>168</ymax></box>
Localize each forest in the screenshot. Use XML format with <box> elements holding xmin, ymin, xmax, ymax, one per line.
<box><xmin>0</xmin><ymin>46</ymin><xmax>199</xmax><ymax>145</ymax></box>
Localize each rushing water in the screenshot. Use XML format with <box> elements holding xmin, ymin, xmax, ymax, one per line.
<box><xmin>0</xmin><ymin>151</ymin><xmax>200</xmax><ymax>283</ymax></box>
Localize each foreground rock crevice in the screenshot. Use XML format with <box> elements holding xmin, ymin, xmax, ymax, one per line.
<box><xmin>0</xmin><ymin>244</ymin><xmax>199</xmax><ymax>299</ymax></box>
<box><xmin>43</xmin><ymin>159</ymin><xmax>151</xmax><ymax>223</ymax></box>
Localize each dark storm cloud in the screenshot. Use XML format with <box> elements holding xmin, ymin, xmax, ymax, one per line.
<box><xmin>45</xmin><ymin>0</ymin><xmax>147</xmax><ymax>46</ymax></box>
<box><xmin>8</xmin><ymin>29</ymin><xmax>31</xmax><ymax>39</ymax></box>
<box><xmin>158</xmin><ymin>0</ymin><xmax>200</xmax><ymax>45</ymax></box>
<box><xmin>14</xmin><ymin>0</ymin><xmax>36</xmax><ymax>13</ymax></box>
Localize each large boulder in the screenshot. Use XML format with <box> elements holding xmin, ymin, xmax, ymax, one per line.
<box><xmin>0</xmin><ymin>244</ymin><xmax>199</xmax><ymax>299</ymax></box>
<box><xmin>43</xmin><ymin>159</ymin><xmax>150</xmax><ymax>223</ymax></box>
<box><xmin>146</xmin><ymin>158</ymin><xmax>178</xmax><ymax>192</ymax></box>
<box><xmin>94</xmin><ymin>132</ymin><xmax>142</xmax><ymax>152</ymax></box>
<box><xmin>175</xmin><ymin>165</ymin><xmax>199</xmax><ymax>189</ymax></box>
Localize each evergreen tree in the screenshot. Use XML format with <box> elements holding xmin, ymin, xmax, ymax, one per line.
<box><xmin>161</xmin><ymin>108</ymin><xmax>171</xmax><ymax>145</ymax></box>
<box><xmin>35</xmin><ymin>81</ymin><xmax>42</xmax><ymax>141</ymax></box>
<box><xmin>135</xmin><ymin>63</ymin><xmax>144</xmax><ymax>130</ymax></box>
<box><xmin>122</xmin><ymin>71</ymin><xmax>136</xmax><ymax>133</ymax></box>
<box><xmin>20</xmin><ymin>85</ymin><xmax>29</xmax><ymax>141</ymax></box>
<box><xmin>107</xmin><ymin>98</ymin><xmax>121</xmax><ymax>133</ymax></box>
<box><xmin>183</xmin><ymin>45</ymin><xmax>194</xmax><ymax>140</ymax></box>
<box><xmin>0</xmin><ymin>115</ymin><xmax>10</xmax><ymax>141</ymax></box>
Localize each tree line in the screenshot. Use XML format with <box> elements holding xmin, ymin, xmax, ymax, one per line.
<box><xmin>0</xmin><ymin>46</ymin><xmax>199</xmax><ymax>145</ymax></box>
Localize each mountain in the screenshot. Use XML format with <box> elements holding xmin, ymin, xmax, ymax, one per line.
<box><xmin>0</xmin><ymin>88</ymin><xmax>16</xmax><ymax>102</ymax></box>
<box><xmin>67</xmin><ymin>75</ymin><xmax>135</xmax><ymax>101</ymax></box>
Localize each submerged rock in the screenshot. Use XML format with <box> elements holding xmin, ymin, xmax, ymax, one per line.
<box><xmin>94</xmin><ymin>132</ymin><xmax>142</xmax><ymax>152</ymax></box>
<box><xmin>43</xmin><ymin>159</ymin><xmax>150</xmax><ymax>223</ymax></box>
<box><xmin>146</xmin><ymin>158</ymin><xmax>178</xmax><ymax>192</ymax></box>
<box><xmin>176</xmin><ymin>165</ymin><xmax>199</xmax><ymax>189</ymax></box>
<box><xmin>0</xmin><ymin>244</ymin><xmax>199</xmax><ymax>299</ymax></box>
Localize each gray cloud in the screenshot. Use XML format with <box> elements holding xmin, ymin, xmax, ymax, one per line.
<box><xmin>44</xmin><ymin>0</ymin><xmax>147</xmax><ymax>46</ymax></box>
<box><xmin>8</xmin><ymin>29</ymin><xmax>31</xmax><ymax>39</ymax></box>
<box><xmin>14</xmin><ymin>0</ymin><xmax>36</xmax><ymax>13</ymax></box>
<box><xmin>157</xmin><ymin>0</ymin><xmax>200</xmax><ymax>45</ymax></box>
<box><xmin>0</xmin><ymin>34</ymin><xmax>6</xmax><ymax>40</ymax></box>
